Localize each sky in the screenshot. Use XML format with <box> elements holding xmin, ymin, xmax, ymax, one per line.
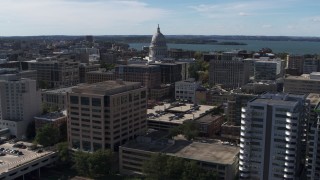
<box><xmin>0</xmin><ymin>0</ymin><xmax>320</xmax><ymax>36</ymax></box>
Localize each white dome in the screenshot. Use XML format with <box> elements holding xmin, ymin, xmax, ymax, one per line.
<box><xmin>149</xmin><ymin>25</ymin><xmax>168</xmax><ymax>61</ymax></box>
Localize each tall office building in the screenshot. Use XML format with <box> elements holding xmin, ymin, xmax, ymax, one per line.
<box><xmin>27</xmin><ymin>58</ymin><xmax>79</xmax><ymax>89</ymax></box>
<box><xmin>287</xmin><ymin>55</ymin><xmax>304</xmax><ymax>75</ymax></box>
<box><xmin>254</xmin><ymin>59</ymin><xmax>284</xmax><ymax>80</ymax></box>
<box><xmin>239</xmin><ymin>93</ymin><xmax>309</xmax><ymax>180</ymax></box>
<box><xmin>209</xmin><ymin>59</ymin><xmax>250</xmax><ymax>89</ymax></box>
<box><xmin>67</xmin><ymin>80</ymin><xmax>147</xmax><ymax>152</ymax></box>
<box><xmin>0</xmin><ymin>75</ymin><xmax>41</xmax><ymax>138</ymax></box>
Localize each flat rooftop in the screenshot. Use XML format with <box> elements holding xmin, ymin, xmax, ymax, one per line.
<box><xmin>42</xmin><ymin>86</ymin><xmax>74</xmax><ymax>94</ymax></box>
<box><xmin>0</xmin><ymin>141</ymin><xmax>54</xmax><ymax>174</ymax></box>
<box><xmin>285</xmin><ymin>74</ymin><xmax>315</xmax><ymax>81</ymax></box>
<box><xmin>148</xmin><ymin>103</ymin><xmax>215</xmax><ymax>125</ymax></box>
<box><xmin>196</xmin><ymin>114</ymin><xmax>222</xmax><ymax>124</ymax></box>
<box><xmin>71</xmin><ymin>80</ymin><xmax>143</xmax><ymax>95</ymax></box>
<box><xmin>122</xmin><ymin>133</ymin><xmax>239</xmax><ymax>165</ymax></box>
<box><xmin>170</xmin><ymin>141</ymin><xmax>239</xmax><ymax>165</ymax></box>
<box><xmin>34</xmin><ymin>112</ymin><xmax>66</xmax><ymax>121</ymax></box>
<box><xmin>307</xmin><ymin>93</ymin><xmax>320</xmax><ymax>106</ymax></box>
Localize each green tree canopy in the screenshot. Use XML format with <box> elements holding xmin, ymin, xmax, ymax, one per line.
<box><xmin>56</xmin><ymin>142</ymin><xmax>71</xmax><ymax>165</ymax></box>
<box><xmin>169</xmin><ymin>120</ymin><xmax>199</xmax><ymax>140</ymax></box>
<box><xmin>143</xmin><ymin>153</ymin><xmax>217</xmax><ymax>180</ymax></box>
<box><xmin>73</xmin><ymin>149</ymin><xmax>115</xmax><ymax>178</ymax></box>
<box><xmin>35</xmin><ymin>124</ymin><xmax>59</xmax><ymax>147</ymax></box>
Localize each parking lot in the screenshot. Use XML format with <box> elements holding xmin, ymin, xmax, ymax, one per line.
<box><xmin>0</xmin><ymin>141</ymin><xmax>49</xmax><ymax>174</ymax></box>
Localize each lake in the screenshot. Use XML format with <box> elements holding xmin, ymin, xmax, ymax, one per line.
<box><xmin>129</xmin><ymin>40</ymin><xmax>320</xmax><ymax>54</ymax></box>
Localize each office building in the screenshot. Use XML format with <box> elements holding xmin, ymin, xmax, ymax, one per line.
<box><xmin>239</xmin><ymin>93</ymin><xmax>309</xmax><ymax>180</ymax></box>
<box><xmin>79</xmin><ymin>63</ymin><xmax>100</xmax><ymax>83</ymax></box>
<box><xmin>41</xmin><ymin>87</ymin><xmax>73</xmax><ymax>110</ymax></box>
<box><xmin>67</xmin><ymin>80</ymin><xmax>147</xmax><ymax>152</ymax></box>
<box><xmin>284</xmin><ymin>73</ymin><xmax>320</xmax><ymax>94</ymax></box>
<box><xmin>303</xmin><ymin>58</ymin><xmax>319</xmax><ymax>74</ymax></box>
<box><xmin>287</xmin><ymin>55</ymin><xmax>304</xmax><ymax>75</ymax></box>
<box><xmin>115</xmin><ymin>64</ymin><xmax>161</xmax><ymax>89</ymax></box>
<box><xmin>27</xmin><ymin>58</ymin><xmax>79</xmax><ymax>89</ymax></box>
<box><xmin>254</xmin><ymin>59</ymin><xmax>284</xmax><ymax>80</ymax></box>
<box><xmin>175</xmin><ymin>78</ymin><xmax>200</xmax><ymax>103</ymax></box>
<box><xmin>209</xmin><ymin>59</ymin><xmax>250</xmax><ymax>90</ymax></box>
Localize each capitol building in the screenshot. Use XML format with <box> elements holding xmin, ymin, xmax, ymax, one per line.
<box><xmin>149</xmin><ymin>25</ymin><xmax>168</xmax><ymax>61</ymax></box>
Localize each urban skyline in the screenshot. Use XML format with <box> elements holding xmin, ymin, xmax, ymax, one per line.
<box><xmin>0</xmin><ymin>0</ymin><xmax>320</xmax><ymax>36</ymax></box>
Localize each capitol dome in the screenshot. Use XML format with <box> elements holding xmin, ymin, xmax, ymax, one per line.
<box><xmin>149</xmin><ymin>25</ymin><xmax>167</xmax><ymax>61</ymax></box>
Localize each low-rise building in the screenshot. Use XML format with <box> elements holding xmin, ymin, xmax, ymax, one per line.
<box><xmin>284</xmin><ymin>73</ymin><xmax>320</xmax><ymax>94</ymax></box>
<box><xmin>147</xmin><ymin>103</ymin><xmax>215</xmax><ymax>131</ymax></box>
<box><xmin>195</xmin><ymin>114</ymin><xmax>224</xmax><ymax>137</ymax></box>
<box><xmin>119</xmin><ymin>130</ymin><xmax>239</xmax><ymax>180</ymax></box>
<box><xmin>34</xmin><ymin>111</ymin><xmax>67</xmax><ymax>133</ymax></box>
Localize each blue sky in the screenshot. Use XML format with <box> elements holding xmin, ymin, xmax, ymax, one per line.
<box><xmin>0</xmin><ymin>0</ymin><xmax>320</xmax><ymax>36</ymax></box>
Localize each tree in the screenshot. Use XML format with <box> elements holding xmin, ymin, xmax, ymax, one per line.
<box><xmin>56</xmin><ymin>142</ymin><xmax>71</xmax><ymax>165</ymax></box>
<box><xmin>143</xmin><ymin>153</ymin><xmax>217</xmax><ymax>180</ymax></box>
<box><xmin>72</xmin><ymin>149</ymin><xmax>115</xmax><ymax>178</ymax></box>
<box><xmin>88</xmin><ymin>149</ymin><xmax>115</xmax><ymax>177</ymax></box>
<box><xmin>143</xmin><ymin>153</ymin><xmax>167</xmax><ymax>180</ymax></box>
<box><xmin>35</xmin><ymin>124</ymin><xmax>59</xmax><ymax>147</ymax></box>
<box><xmin>168</xmin><ymin>121</ymin><xmax>199</xmax><ymax>140</ymax></box>
<box><xmin>73</xmin><ymin>151</ymin><xmax>91</xmax><ymax>176</ymax></box>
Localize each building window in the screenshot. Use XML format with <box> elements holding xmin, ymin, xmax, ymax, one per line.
<box><xmin>92</xmin><ymin>98</ymin><xmax>101</xmax><ymax>106</ymax></box>
<box><xmin>70</xmin><ymin>96</ymin><xmax>79</xmax><ymax>104</ymax></box>
<box><xmin>81</xmin><ymin>97</ymin><xmax>90</xmax><ymax>105</ymax></box>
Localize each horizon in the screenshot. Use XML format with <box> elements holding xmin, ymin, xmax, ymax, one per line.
<box><xmin>0</xmin><ymin>0</ymin><xmax>320</xmax><ymax>37</ymax></box>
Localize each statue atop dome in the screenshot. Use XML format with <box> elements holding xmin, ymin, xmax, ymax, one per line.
<box><xmin>149</xmin><ymin>25</ymin><xmax>167</xmax><ymax>61</ymax></box>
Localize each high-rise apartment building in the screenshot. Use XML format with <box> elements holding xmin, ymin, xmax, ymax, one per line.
<box><xmin>239</xmin><ymin>93</ymin><xmax>309</xmax><ymax>180</ymax></box>
<box><xmin>67</xmin><ymin>80</ymin><xmax>147</xmax><ymax>152</ymax></box>
<box><xmin>306</xmin><ymin>94</ymin><xmax>320</xmax><ymax>180</ymax></box>
<box><xmin>209</xmin><ymin>59</ymin><xmax>250</xmax><ymax>89</ymax></box>
<box><xmin>0</xmin><ymin>75</ymin><xmax>41</xmax><ymax>138</ymax></box>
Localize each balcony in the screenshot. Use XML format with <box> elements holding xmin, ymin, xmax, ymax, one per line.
<box><xmin>284</xmin><ymin>173</ymin><xmax>294</xmax><ymax>179</ymax></box>
<box><xmin>284</xmin><ymin>167</ymin><xmax>294</xmax><ymax>173</ymax></box>
<box><xmin>286</xmin><ymin>124</ymin><xmax>292</xmax><ymax>130</ymax></box>
<box><xmin>286</xmin><ymin>118</ymin><xmax>292</xmax><ymax>123</ymax></box>
<box><xmin>285</xmin><ymin>131</ymin><xmax>291</xmax><ymax>136</ymax></box>
<box><xmin>285</xmin><ymin>149</ymin><xmax>295</xmax><ymax>155</ymax></box>
<box><xmin>285</xmin><ymin>156</ymin><xmax>295</xmax><ymax>161</ymax></box>
<box><xmin>285</xmin><ymin>137</ymin><xmax>291</xmax><ymax>142</ymax></box>
<box><xmin>240</xmin><ymin>173</ymin><xmax>249</xmax><ymax>178</ymax></box>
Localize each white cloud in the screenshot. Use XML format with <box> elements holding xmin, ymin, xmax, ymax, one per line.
<box><xmin>239</xmin><ymin>12</ymin><xmax>250</xmax><ymax>16</ymax></box>
<box><xmin>262</xmin><ymin>24</ymin><xmax>272</xmax><ymax>28</ymax></box>
<box><xmin>0</xmin><ymin>0</ymin><xmax>169</xmax><ymax>35</ymax></box>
